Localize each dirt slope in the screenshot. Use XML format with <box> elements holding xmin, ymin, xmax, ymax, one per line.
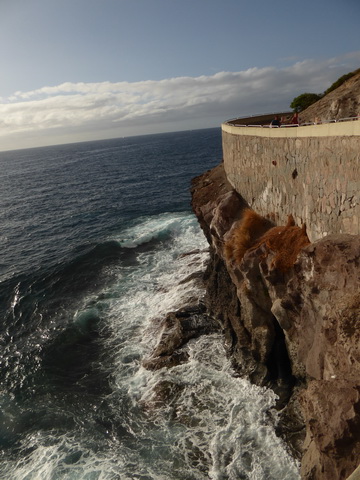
<box><xmin>299</xmin><ymin>70</ymin><xmax>360</xmax><ymax>123</ymax></box>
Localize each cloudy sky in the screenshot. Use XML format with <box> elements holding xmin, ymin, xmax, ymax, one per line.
<box><xmin>0</xmin><ymin>0</ymin><xmax>359</xmax><ymax>151</ymax></box>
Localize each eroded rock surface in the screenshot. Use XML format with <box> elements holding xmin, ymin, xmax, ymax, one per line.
<box><xmin>190</xmin><ymin>163</ymin><xmax>360</xmax><ymax>479</ymax></box>
<box><xmin>143</xmin><ymin>303</ymin><xmax>219</xmax><ymax>371</ymax></box>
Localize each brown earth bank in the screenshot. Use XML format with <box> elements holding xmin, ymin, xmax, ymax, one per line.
<box><xmin>188</xmin><ymin>163</ymin><xmax>360</xmax><ymax>480</ymax></box>
<box><xmin>299</xmin><ymin>70</ymin><xmax>360</xmax><ymax>123</ymax></box>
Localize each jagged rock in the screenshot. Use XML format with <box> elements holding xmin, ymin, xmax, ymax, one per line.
<box><xmin>279</xmin><ymin>235</ymin><xmax>360</xmax><ymax>479</ymax></box>
<box><xmin>191</xmin><ymin>162</ymin><xmax>241</xmax><ymax>244</ymax></box>
<box><xmin>143</xmin><ymin>350</ymin><xmax>190</xmax><ymax>371</ymax></box>
<box><xmin>280</xmin><ymin>235</ymin><xmax>360</xmax><ymax>383</ymax></box>
<box><xmin>143</xmin><ymin>305</ymin><xmax>219</xmax><ymax>370</ymax></box>
<box><xmin>140</xmin><ymin>380</ymin><xmax>187</xmax><ymax>411</ymax></box>
<box><xmin>301</xmin><ymin>380</ymin><xmax>360</xmax><ymax>480</ymax></box>
<box><xmin>190</xmin><ymin>162</ymin><xmax>360</xmax><ymax>479</ymax></box>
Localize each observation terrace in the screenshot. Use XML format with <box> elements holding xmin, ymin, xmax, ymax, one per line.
<box><xmin>221</xmin><ymin>113</ymin><xmax>360</xmax><ymax>241</ymax></box>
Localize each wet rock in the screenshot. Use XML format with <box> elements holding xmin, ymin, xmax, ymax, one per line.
<box><xmin>140</xmin><ymin>380</ymin><xmax>186</xmax><ymax>411</ymax></box>
<box><xmin>143</xmin><ymin>305</ymin><xmax>219</xmax><ymax>371</ymax></box>
<box><xmin>143</xmin><ymin>350</ymin><xmax>190</xmax><ymax>371</ymax></box>
<box><xmin>275</xmin><ymin>384</ymin><xmax>306</xmax><ymax>460</ymax></box>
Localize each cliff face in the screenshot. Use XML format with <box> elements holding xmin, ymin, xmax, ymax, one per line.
<box><xmin>190</xmin><ymin>163</ymin><xmax>360</xmax><ymax>480</ymax></box>
<box><xmin>299</xmin><ymin>70</ymin><xmax>360</xmax><ymax>123</ymax></box>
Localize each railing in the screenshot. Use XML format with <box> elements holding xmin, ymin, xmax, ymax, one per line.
<box><xmin>225</xmin><ymin>114</ymin><xmax>360</xmax><ymax>128</ymax></box>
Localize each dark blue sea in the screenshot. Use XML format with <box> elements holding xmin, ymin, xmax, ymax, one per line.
<box><xmin>0</xmin><ymin>128</ymin><xmax>299</xmax><ymax>479</ymax></box>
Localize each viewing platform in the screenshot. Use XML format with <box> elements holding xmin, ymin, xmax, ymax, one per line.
<box><xmin>223</xmin><ymin>112</ymin><xmax>360</xmax><ymax>138</ymax></box>
<box><xmin>221</xmin><ymin>113</ymin><xmax>360</xmax><ymax>241</ymax></box>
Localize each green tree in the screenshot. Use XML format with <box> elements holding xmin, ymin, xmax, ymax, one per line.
<box><xmin>290</xmin><ymin>93</ymin><xmax>323</xmax><ymax>112</ymax></box>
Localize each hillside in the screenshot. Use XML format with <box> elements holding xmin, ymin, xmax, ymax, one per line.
<box><xmin>299</xmin><ymin>69</ymin><xmax>360</xmax><ymax>123</ymax></box>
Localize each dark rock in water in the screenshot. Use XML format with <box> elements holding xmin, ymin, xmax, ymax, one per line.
<box><xmin>275</xmin><ymin>384</ymin><xmax>306</xmax><ymax>460</ymax></box>
<box><xmin>190</xmin><ymin>162</ymin><xmax>360</xmax><ymax>479</ymax></box>
<box><xmin>143</xmin><ymin>304</ymin><xmax>219</xmax><ymax>371</ymax></box>
<box><xmin>178</xmin><ymin>271</ymin><xmax>204</xmax><ymax>285</ymax></box>
<box><xmin>143</xmin><ymin>350</ymin><xmax>190</xmax><ymax>371</ymax></box>
<box><xmin>142</xmin><ymin>380</ymin><xmax>186</xmax><ymax>410</ymax></box>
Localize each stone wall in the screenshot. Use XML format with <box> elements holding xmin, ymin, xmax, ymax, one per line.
<box><xmin>222</xmin><ymin>121</ymin><xmax>360</xmax><ymax>242</ymax></box>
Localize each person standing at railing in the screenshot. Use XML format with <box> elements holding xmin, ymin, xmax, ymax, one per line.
<box><xmin>290</xmin><ymin>112</ymin><xmax>299</xmax><ymax>125</ymax></box>
<box><xmin>270</xmin><ymin>115</ymin><xmax>281</xmax><ymax>127</ymax></box>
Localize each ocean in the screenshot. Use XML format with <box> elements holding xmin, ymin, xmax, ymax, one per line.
<box><xmin>0</xmin><ymin>128</ymin><xmax>300</xmax><ymax>479</ymax></box>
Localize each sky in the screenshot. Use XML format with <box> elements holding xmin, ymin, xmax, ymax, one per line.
<box><xmin>0</xmin><ymin>0</ymin><xmax>359</xmax><ymax>151</ymax></box>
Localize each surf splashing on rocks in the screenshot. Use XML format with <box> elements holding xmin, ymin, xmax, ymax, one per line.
<box><xmin>0</xmin><ymin>132</ymin><xmax>300</xmax><ymax>479</ymax></box>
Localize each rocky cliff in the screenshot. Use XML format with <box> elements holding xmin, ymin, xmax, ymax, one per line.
<box><xmin>190</xmin><ymin>163</ymin><xmax>360</xmax><ymax>480</ymax></box>
<box><xmin>299</xmin><ymin>70</ymin><xmax>360</xmax><ymax>123</ymax></box>
<box><xmin>142</xmin><ymin>71</ymin><xmax>360</xmax><ymax>478</ymax></box>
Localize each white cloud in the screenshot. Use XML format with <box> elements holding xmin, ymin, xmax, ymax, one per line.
<box><xmin>1</xmin><ymin>51</ymin><xmax>360</xmax><ymax>150</ymax></box>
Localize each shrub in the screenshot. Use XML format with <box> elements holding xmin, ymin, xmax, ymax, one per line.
<box><xmin>290</xmin><ymin>93</ymin><xmax>323</xmax><ymax>112</ymax></box>
<box><xmin>290</xmin><ymin>68</ymin><xmax>360</xmax><ymax>112</ymax></box>
<box><xmin>249</xmin><ymin>217</ymin><xmax>310</xmax><ymax>272</ymax></box>
<box><xmin>224</xmin><ymin>209</ymin><xmax>273</xmax><ymax>264</ymax></box>
<box><xmin>225</xmin><ymin>212</ymin><xmax>310</xmax><ymax>272</ymax></box>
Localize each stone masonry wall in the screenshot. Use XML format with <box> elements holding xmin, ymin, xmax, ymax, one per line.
<box><xmin>222</xmin><ymin>122</ymin><xmax>360</xmax><ymax>242</ymax></box>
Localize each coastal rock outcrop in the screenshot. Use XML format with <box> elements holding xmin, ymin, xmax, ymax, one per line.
<box><xmin>142</xmin><ymin>303</ymin><xmax>219</xmax><ymax>370</ymax></box>
<box><xmin>190</xmin><ymin>163</ymin><xmax>360</xmax><ymax>479</ymax></box>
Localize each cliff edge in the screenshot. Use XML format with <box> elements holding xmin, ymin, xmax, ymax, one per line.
<box><xmin>190</xmin><ymin>163</ymin><xmax>360</xmax><ymax>480</ymax></box>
